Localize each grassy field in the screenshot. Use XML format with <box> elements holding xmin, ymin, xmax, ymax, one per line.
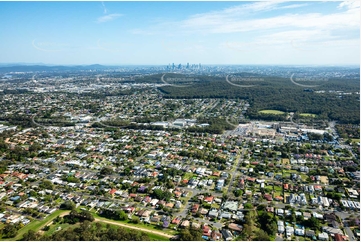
<box><xmin>147</xmin><ymin>233</ymin><xmax>171</xmax><ymax>241</ymax></box>
<box><xmin>96</xmin><ymin>222</ymin><xmax>170</xmax><ymax>241</ymax></box>
<box><xmin>42</xmin><ymin>222</ymin><xmax>73</xmax><ymax>237</ymax></box>
<box><xmin>7</xmin><ymin>210</ymin><xmax>70</xmax><ymax>241</ymax></box>
<box><xmin>299</xmin><ymin>113</ymin><xmax>317</xmax><ymax>118</ymax></box>
<box><xmin>259</xmin><ymin>110</ymin><xmax>285</xmax><ymax>115</ymax></box>
<box><xmin>91</xmin><ymin>212</ymin><xmax>177</xmax><ymax>236</ymax></box>
<box><xmin>14</xmin><ymin>209</ymin><xmax>171</xmax><ymax>241</ymax></box>
<box><xmin>39</xmin><ymin>219</ymin><xmax>169</xmax><ymax>241</ymax></box>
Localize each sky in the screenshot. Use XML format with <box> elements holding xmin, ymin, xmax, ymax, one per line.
<box><xmin>0</xmin><ymin>0</ymin><xmax>359</xmax><ymax>66</ymax></box>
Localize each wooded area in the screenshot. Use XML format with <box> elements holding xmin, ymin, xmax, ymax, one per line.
<box><xmin>157</xmin><ymin>74</ymin><xmax>359</xmax><ymax>124</ymax></box>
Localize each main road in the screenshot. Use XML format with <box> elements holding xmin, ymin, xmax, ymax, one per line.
<box><xmin>226</xmin><ymin>148</ymin><xmax>246</xmax><ymax>196</ymax></box>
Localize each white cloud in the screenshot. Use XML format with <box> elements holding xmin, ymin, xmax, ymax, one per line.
<box><xmin>338</xmin><ymin>0</ymin><xmax>360</xmax><ymax>10</ymax></box>
<box><xmin>219</xmin><ymin>1</ymin><xmax>286</xmax><ymax>14</ymax></box>
<box><xmin>179</xmin><ymin>2</ymin><xmax>359</xmax><ymax>34</ymax></box>
<box><xmin>278</xmin><ymin>3</ymin><xmax>309</xmax><ymax>10</ymax></box>
<box><xmin>126</xmin><ymin>2</ymin><xmax>351</xmax><ymax>35</ymax></box>
<box><xmin>96</xmin><ymin>13</ymin><xmax>122</xmax><ymax>23</ymax></box>
<box><xmin>221</xmin><ymin>28</ymin><xmax>359</xmax><ymax>53</ymax></box>
<box><xmin>129</xmin><ymin>1</ymin><xmax>359</xmax><ymax>62</ymax></box>
<box><xmin>129</xmin><ymin>1</ymin><xmax>288</xmax><ymax>35</ymax></box>
<box><xmin>101</xmin><ymin>1</ymin><xmax>108</xmax><ymax>14</ymax></box>
<box><xmin>265</xmin><ymin>29</ymin><xmax>332</xmax><ymax>42</ymax></box>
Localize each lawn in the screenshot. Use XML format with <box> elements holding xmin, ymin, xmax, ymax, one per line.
<box><xmin>259</xmin><ymin>110</ymin><xmax>285</xmax><ymax>115</ymax></box>
<box><xmin>208</xmin><ymin>175</ymin><xmax>219</xmax><ymax>180</ymax></box>
<box><xmin>211</xmin><ymin>203</ymin><xmax>220</xmax><ymax>209</ymax></box>
<box><xmin>274</xmin><ymin>185</ymin><xmax>282</xmax><ymax>192</ymax></box>
<box><xmin>300</xmin><ymin>174</ymin><xmax>308</xmax><ymax>181</ymax></box>
<box><xmin>265</xmin><ymin>185</ymin><xmax>273</xmax><ymax>191</ymax></box>
<box><xmin>299</xmin><ymin>113</ymin><xmax>317</xmax><ymax>118</ymax></box>
<box><xmin>182</xmin><ymin>172</ymin><xmax>195</xmax><ymax>180</ymax></box>
<box><xmin>282</xmin><ymin>171</ymin><xmax>291</xmax><ymax>179</ymax></box>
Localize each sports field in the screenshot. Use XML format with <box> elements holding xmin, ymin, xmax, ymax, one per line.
<box><xmin>299</xmin><ymin>113</ymin><xmax>317</xmax><ymax>117</ymax></box>
<box><xmin>259</xmin><ymin>110</ymin><xmax>285</xmax><ymax>114</ymax></box>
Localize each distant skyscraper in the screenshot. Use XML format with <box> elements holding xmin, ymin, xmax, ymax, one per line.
<box><xmin>186</xmin><ymin>63</ymin><xmax>189</xmax><ymax>69</ymax></box>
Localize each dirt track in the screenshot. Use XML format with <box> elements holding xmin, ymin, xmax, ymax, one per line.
<box><xmin>94</xmin><ymin>218</ymin><xmax>173</xmax><ymax>238</ymax></box>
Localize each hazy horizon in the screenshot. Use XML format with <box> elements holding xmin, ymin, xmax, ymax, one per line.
<box><xmin>0</xmin><ymin>62</ymin><xmax>360</xmax><ymax>68</ymax></box>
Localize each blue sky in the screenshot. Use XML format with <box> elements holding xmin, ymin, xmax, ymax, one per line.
<box><xmin>0</xmin><ymin>1</ymin><xmax>359</xmax><ymax>65</ymax></box>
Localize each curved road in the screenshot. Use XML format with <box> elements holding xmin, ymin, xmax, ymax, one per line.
<box><xmin>225</xmin><ymin>75</ymin><xmax>255</xmax><ymax>88</ymax></box>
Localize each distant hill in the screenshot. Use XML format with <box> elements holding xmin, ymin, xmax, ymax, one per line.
<box><xmin>0</xmin><ymin>64</ymin><xmax>110</xmax><ymax>73</ymax></box>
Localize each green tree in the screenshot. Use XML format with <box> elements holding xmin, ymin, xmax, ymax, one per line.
<box><xmin>178</xmin><ymin>228</ymin><xmax>203</xmax><ymax>241</ymax></box>
<box><xmin>118</xmin><ymin>210</ymin><xmax>128</xmax><ymax>220</ymax></box>
<box><xmin>21</xmin><ymin>230</ymin><xmax>39</xmax><ymax>241</ymax></box>
<box><xmin>1</xmin><ymin>223</ymin><xmax>19</xmax><ymax>238</ymax></box>
<box><xmin>100</xmin><ymin>167</ymin><xmax>113</xmax><ymax>176</ymax></box>
<box><xmin>258</xmin><ymin>212</ymin><xmax>277</xmax><ymax>236</ymax></box>
<box><xmin>132</xmin><ymin>216</ymin><xmax>140</xmax><ymax>224</ymax></box>
<box><xmin>80</xmin><ymin>210</ymin><xmax>94</xmax><ymax>222</ymax></box>
<box><xmin>242</xmin><ymin>224</ymin><xmax>253</xmax><ymax>240</ymax></box>
<box><xmin>60</xmin><ymin>201</ymin><xmax>75</xmax><ymax>210</ymax></box>
<box><xmin>39</xmin><ymin>179</ymin><xmax>53</xmax><ymax>190</ymax></box>
<box><xmin>304</xmin><ymin>217</ymin><xmax>321</xmax><ymax>231</ymax></box>
<box><xmin>254</xmin><ymin>229</ymin><xmax>271</xmax><ymax>241</ymax></box>
<box><xmin>244</xmin><ymin>203</ymin><xmax>254</xmax><ymax>209</ymax></box>
<box><xmin>152</xmin><ymin>188</ymin><xmax>172</xmax><ymax>202</ymax></box>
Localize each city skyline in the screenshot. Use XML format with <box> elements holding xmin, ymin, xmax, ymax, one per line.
<box><xmin>0</xmin><ymin>0</ymin><xmax>359</xmax><ymax>66</ymax></box>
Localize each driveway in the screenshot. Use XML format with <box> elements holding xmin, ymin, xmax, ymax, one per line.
<box><xmin>344</xmin><ymin>226</ymin><xmax>356</xmax><ymax>241</ymax></box>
